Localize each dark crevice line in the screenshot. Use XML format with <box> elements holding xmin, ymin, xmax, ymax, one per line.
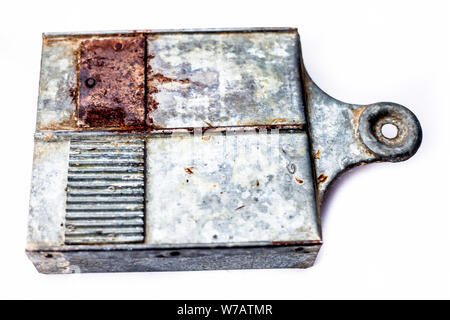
<box><xmin>65</xmin><ymin>216</ymin><xmax>145</xmax><ymax>220</ymax></box>
<box><xmin>66</xmin><ymin>207</ymin><xmax>144</xmax><ymax>212</ymax></box>
<box><xmin>70</xmin><ymin>139</ymin><xmax>144</xmax><ymax>144</ymax></box>
<box><xmin>68</xmin><ymin>178</ymin><xmax>144</xmax><ymax>181</ymax></box>
<box><xmin>70</xmin><ymin>148</ymin><xmax>144</xmax><ymax>152</ymax></box>
<box><xmin>66</xmin><ymin>216</ymin><xmax>144</xmax><ymax>220</ymax></box>
<box><xmin>66</xmin><ymin>232</ymin><xmax>144</xmax><ymax>236</ymax></box>
<box><xmin>66</xmin><ymin>226</ymin><xmax>144</xmax><ymax>229</ymax></box>
<box><xmin>65</xmin><ymin>223</ymin><xmax>144</xmax><ymax>228</ymax></box>
<box><xmin>66</xmin><ymin>205</ymin><xmax>144</xmax><ymax>208</ymax></box>
<box><xmin>65</xmin><ymin>241</ymin><xmax>144</xmax><ymax>245</ymax></box>
<box><xmin>69</xmin><ymin>154</ymin><xmax>144</xmax><ymax>157</ymax></box>
<box><xmin>69</xmin><ymin>167</ymin><xmax>144</xmax><ymax>170</ymax></box>
<box><xmin>69</xmin><ymin>161</ymin><xmax>144</xmax><ymax>165</ymax></box>
<box><xmin>65</xmin><ymin>230</ymin><xmax>144</xmax><ymax>236</ymax></box>
<box><xmin>68</xmin><ymin>170</ymin><xmax>144</xmax><ymax>175</ymax></box>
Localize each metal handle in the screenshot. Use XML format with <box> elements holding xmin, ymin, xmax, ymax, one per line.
<box><xmin>303</xmin><ymin>73</ymin><xmax>422</xmax><ymax>204</ymax></box>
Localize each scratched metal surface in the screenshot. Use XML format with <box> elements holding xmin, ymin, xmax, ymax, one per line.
<box><xmin>304</xmin><ymin>73</ymin><xmax>422</xmax><ymax>203</ymax></box>
<box><xmin>27</xmin><ymin>244</ymin><xmax>321</xmax><ymax>274</ymax></box>
<box><xmin>28</xmin><ymin>138</ymin><xmax>69</xmax><ymax>247</ymax></box>
<box><xmin>305</xmin><ymin>76</ymin><xmax>377</xmax><ymax>201</ymax></box>
<box><xmin>35</xmin><ymin>30</ymin><xmax>305</xmax><ymax>132</ymax></box>
<box><xmin>28</xmin><ymin>131</ymin><xmax>321</xmax><ymax>247</ymax></box>
<box><xmin>147</xmin><ymin>31</ymin><xmax>305</xmax><ymax>128</ymax></box>
<box><xmin>145</xmin><ymin>130</ymin><xmax>320</xmax><ymax>244</ymax></box>
<box><xmin>36</xmin><ymin>39</ymin><xmax>79</xmax><ymax>131</ymax></box>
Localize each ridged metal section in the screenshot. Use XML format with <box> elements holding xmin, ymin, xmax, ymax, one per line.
<box><xmin>64</xmin><ymin>138</ymin><xmax>145</xmax><ymax>245</ymax></box>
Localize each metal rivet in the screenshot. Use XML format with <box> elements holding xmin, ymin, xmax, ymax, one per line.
<box><xmin>85</xmin><ymin>78</ymin><xmax>96</xmax><ymax>88</ymax></box>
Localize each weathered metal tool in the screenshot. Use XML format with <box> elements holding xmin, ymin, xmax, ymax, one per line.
<box><xmin>27</xmin><ymin>28</ymin><xmax>422</xmax><ymax>273</ymax></box>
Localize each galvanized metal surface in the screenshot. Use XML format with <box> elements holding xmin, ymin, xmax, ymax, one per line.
<box><xmin>27</xmin><ymin>244</ymin><xmax>320</xmax><ymax>274</ymax></box>
<box><xmin>145</xmin><ymin>130</ymin><xmax>320</xmax><ymax>244</ymax></box>
<box><xmin>147</xmin><ymin>32</ymin><xmax>304</xmax><ymax>128</ymax></box>
<box><xmin>27</xmin><ymin>28</ymin><xmax>422</xmax><ymax>273</ymax></box>
<box><xmin>36</xmin><ymin>39</ymin><xmax>79</xmax><ymax>131</ymax></box>
<box><xmin>304</xmin><ymin>73</ymin><xmax>422</xmax><ymax>202</ymax></box>
<box><xmin>28</xmin><ymin>139</ymin><xmax>69</xmax><ymax>246</ymax></box>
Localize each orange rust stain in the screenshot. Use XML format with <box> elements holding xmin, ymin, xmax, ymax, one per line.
<box><xmin>313</xmin><ymin>149</ymin><xmax>321</xmax><ymax>160</ymax></box>
<box><xmin>68</xmin><ymin>86</ymin><xmax>78</xmax><ymax>105</ymax></box>
<box><xmin>39</xmin><ymin>112</ymin><xmax>78</xmax><ymax>131</ymax></box>
<box><xmin>272</xmin><ymin>118</ymin><xmax>287</xmax><ymax>124</ymax></box>
<box><xmin>212</xmin><ymin>184</ymin><xmax>217</xmax><ymax>188</ymax></box>
<box><xmin>33</xmin><ymin>148</ymin><xmax>47</xmax><ymax>161</ymax></box>
<box><xmin>152</xmin><ymin>73</ymin><xmax>191</xmax><ymax>84</ymax></box>
<box><xmin>78</xmin><ymin>37</ymin><xmax>146</xmax><ymax>128</ymax></box>
<box><xmin>43</xmin><ymin>37</ymin><xmax>80</xmax><ymax>47</ymax></box>
<box><xmin>43</xmin><ymin>32</ymin><xmax>148</xmax><ymax>46</ymax></box>
<box><xmin>317</xmin><ymin>174</ymin><xmax>328</xmax><ymax>184</ymax></box>
<box><xmin>184</xmin><ymin>167</ymin><xmax>196</xmax><ymax>175</ymax></box>
<box><xmin>295</xmin><ymin>177</ymin><xmax>303</xmax><ymax>184</ymax></box>
<box><xmin>147</xmin><ymin>56</ymin><xmax>202</xmax><ymax>127</ymax></box>
<box><xmin>202</xmin><ymin>135</ymin><xmax>212</xmax><ymax>141</ymax></box>
<box><xmin>351</xmin><ymin>106</ymin><xmax>368</xmax><ymax>129</ymax></box>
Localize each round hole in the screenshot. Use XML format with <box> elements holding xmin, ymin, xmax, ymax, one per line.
<box><xmin>381</xmin><ymin>123</ymin><xmax>399</xmax><ymax>139</ymax></box>
<box><xmin>85</xmin><ymin>78</ymin><xmax>96</xmax><ymax>88</ymax></box>
<box><xmin>358</xmin><ymin>103</ymin><xmax>421</xmax><ymax>159</ymax></box>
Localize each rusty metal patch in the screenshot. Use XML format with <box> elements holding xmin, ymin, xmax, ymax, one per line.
<box><xmin>78</xmin><ymin>37</ymin><xmax>146</xmax><ymax>128</ymax></box>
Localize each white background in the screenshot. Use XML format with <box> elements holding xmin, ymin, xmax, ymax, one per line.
<box><xmin>0</xmin><ymin>0</ymin><xmax>448</xmax><ymax>299</ymax></box>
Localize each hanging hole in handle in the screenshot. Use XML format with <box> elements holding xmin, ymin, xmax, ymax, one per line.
<box><xmin>381</xmin><ymin>123</ymin><xmax>398</xmax><ymax>139</ymax></box>
<box><xmin>358</xmin><ymin>102</ymin><xmax>422</xmax><ymax>162</ymax></box>
<box><xmin>371</xmin><ymin>114</ymin><xmax>408</xmax><ymax>146</ymax></box>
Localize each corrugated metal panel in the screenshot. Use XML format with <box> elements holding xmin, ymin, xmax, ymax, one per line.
<box><xmin>64</xmin><ymin>138</ymin><xmax>145</xmax><ymax>244</ymax></box>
